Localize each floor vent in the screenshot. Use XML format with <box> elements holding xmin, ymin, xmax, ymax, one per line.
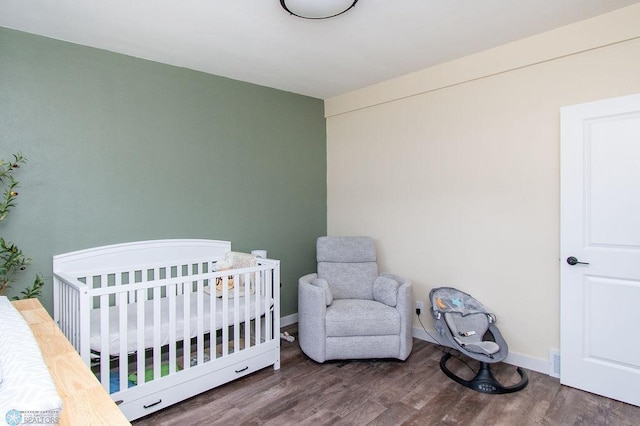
<box><xmin>549</xmin><ymin>349</ymin><xmax>561</xmax><ymax>378</ymax></box>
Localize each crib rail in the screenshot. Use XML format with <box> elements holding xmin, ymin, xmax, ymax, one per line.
<box><xmin>54</xmin><ymin>258</ymin><xmax>280</xmax><ymax>396</ymax></box>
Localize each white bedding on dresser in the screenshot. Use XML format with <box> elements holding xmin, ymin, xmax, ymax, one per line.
<box><xmin>0</xmin><ymin>296</ymin><xmax>62</xmax><ymax>414</ymax></box>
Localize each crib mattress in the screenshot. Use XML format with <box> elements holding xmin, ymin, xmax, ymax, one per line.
<box><xmin>89</xmin><ymin>293</ymin><xmax>273</xmax><ymax>356</ymax></box>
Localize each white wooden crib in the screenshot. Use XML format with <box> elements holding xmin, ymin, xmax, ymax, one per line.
<box><xmin>52</xmin><ymin>239</ymin><xmax>280</xmax><ymax>421</ymax></box>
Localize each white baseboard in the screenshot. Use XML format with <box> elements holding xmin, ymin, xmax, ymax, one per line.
<box><xmin>280</xmin><ymin>313</ymin><xmax>298</xmax><ymax>327</ymax></box>
<box><xmin>504</xmin><ymin>351</ymin><xmax>548</xmax><ymax>375</ymax></box>
<box><xmin>412</xmin><ymin>325</ymin><xmax>446</xmax><ymax>345</ymax></box>
<box><xmin>411</xmin><ymin>326</ymin><xmax>550</xmax><ymax>375</ymax></box>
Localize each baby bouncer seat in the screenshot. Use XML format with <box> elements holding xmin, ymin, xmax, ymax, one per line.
<box><xmin>429</xmin><ymin>287</ymin><xmax>528</xmax><ymax>394</ymax></box>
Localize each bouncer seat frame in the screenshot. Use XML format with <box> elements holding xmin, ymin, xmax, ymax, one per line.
<box><xmin>429</xmin><ymin>287</ymin><xmax>528</xmax><ymax>394</ymax></box>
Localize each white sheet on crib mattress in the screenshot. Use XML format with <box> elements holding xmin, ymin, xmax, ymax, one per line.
<box><xmin>89</xmin><ymin>293</ymin><xmax>273</xmax><ymax>356</ymax></box>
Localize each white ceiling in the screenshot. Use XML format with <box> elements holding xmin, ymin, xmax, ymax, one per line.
<box><xmin>1</xmin><ymin>0</ymin><xmax>639</xmax><ymax>99</ymax></box>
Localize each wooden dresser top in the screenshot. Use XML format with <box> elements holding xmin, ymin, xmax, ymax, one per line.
<box><xmin>12</xmin><ymin>298</ymin><xmax>130</xmax><ymax>426</ymax></box>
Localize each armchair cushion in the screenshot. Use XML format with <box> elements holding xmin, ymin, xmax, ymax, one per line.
<box><xmin>326</xmin><ymin>299</ymin><xmax>400</xmax><ymax>337</ymax></box>
<box><xmin>310</xmin><ymin>278</ymin><xmax>333</xmax><ymax>306</ymax></box>
<box><xmin>316</xmin><ymin>236</ymin><xmax>376</xmax><ymax>263</ymax></box>
<box><xmin>316</xmin><ymin>236</ymin><xmax>378</xmax><ymax>300</ymax></box>
<box><xmin>373</xmin><ymin>275</ymin><xmax>400</xmax><ymax>307</ymax></box>
<box><xmin>317</xmin><ymin>262</ymin><xmax>377</xmax><ymax>300</ymax></box>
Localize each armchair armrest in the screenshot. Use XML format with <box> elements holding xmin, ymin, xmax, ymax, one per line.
<box><xmin>299</xmin><ymin>273</ymin><xmax>333</xmax><ymax>306</ymax></box>
<box><xmin>373</xmin><ymin>273</ymin><xmax>408</xmax><ymax>307</ymax></box>
<box><xmin>374</xmin><ymin>272</ymin><xmax>414</xmax><ymax>360</ymax></box>
<box><xmin>298</xmin><ymin>273</ymin><xmax>329</xmax><ymax>362</ymax></box>
<box><xmin>311</xmin><ymin>277</ymin><xmax>333</xmax><ymax>306</ymax></box>
<box><xmin>380</xmin><ymin>273</ymin><xmax>413</xmax><ymax>318</ymax></box>
<box><xmin>393</xmin><ymin>276</ymin><xmax>414</xmax><ymax>361</ymax></box>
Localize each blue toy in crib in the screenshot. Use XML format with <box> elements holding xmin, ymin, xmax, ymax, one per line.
<box><xmin>109</xmin><ymin>372</ymin><xmax>137</xmax><ymax>394</ymax></box>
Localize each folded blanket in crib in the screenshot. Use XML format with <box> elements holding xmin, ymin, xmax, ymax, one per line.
<box><xmin>0</xmin><ymin>296</ymin><xmax>63</xmax><ymax>416</ymax></box>
<box><xmin>89</xmin><ymin>292</ymin><xmax>273</xmax><ymax>356</ymax></box>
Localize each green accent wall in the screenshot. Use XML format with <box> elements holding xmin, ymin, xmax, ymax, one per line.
<box><xmin>0</xmin><ymin>27</ymin><xmax>327</xmax><ymax>316</ymax></box>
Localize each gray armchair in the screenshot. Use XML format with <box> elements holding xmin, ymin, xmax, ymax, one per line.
<box><xmin>298</xmin><ymin>236</ymin><xmax>414</xmax><ymax>363</ymax></box>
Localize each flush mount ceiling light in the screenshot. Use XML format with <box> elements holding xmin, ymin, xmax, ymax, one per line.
<box><xmin>280</xmin><ymin>0</ymin><xmax>358</xmax><ymax>19</ymax></box>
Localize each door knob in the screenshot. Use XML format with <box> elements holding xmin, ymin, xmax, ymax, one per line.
<box><xmin>567</xmin><ymin>256</ymin><xmax>589</xmax><ymax>266</ymax></box>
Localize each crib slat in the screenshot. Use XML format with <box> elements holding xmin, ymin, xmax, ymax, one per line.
<box><xmin>196</xmin><ymin>263</ymin><xmax>205</xmax><ymax>365</ymax></box>
<box><xmin>79</xmin><ymin>286</ymin><xmax>90</xmax><ymax>364</ymax></box>
<box><xmin>136</xmin><ymin>268</ymin><xmax>147</xmax><ymax>387</ymax></box>
<box><xmin>76</xmin><ymin>287</ymin><xmax>82</xmax><ymax>349</ymax></box>
<box><xmin>182</xmin><ymin>281</ymin><xmax>191</xmax><ymax>370</ymax></box>
<box><xmin>60</xmin><ymin>283</ymin><xmax>68</xmax><ymax>342</ymax></box>
<box><xmin>243</xmin><ymin>271</ymin><xmax>249</xmax><ymax>349</ymax></box>
<box><xmin>118</xmin><ymin>291</ymin><xmax>128</xmax><ymax>391</ymax></box>
<box><xmin>72</xmin><ymin>286</ymin><xmax>78</xmax><ymax>348</ymax></box>
<box><xmin>168</xmin><ymin>284</ymin><xmax>177</xmax><ymax>375</ymax></box>
<box><xmin>210</xmin><ymin>277</ymin><xmax>217</xmax><ymax>360</ymax></box>
<box><xmin>233</xmin><ymin>273</ymin><xmax>240</xmax><ymax>352</ymax></box>
<box><xmin>58</xmin><ymin>283</ymin><xmax>66</xmax><ymax>339</ymax></box>
<box><xmin>61</xmin><ymin>284</ymin><xmax>67</xmax><ymax>341</ymax></box>
<box><xmin>254</xmin><ymin>271</ymin><xmax>262</xmax><ymax>345</ymax></box>
<box><xmin>272</xmin><ymin>260</ymin><xmax>281</xmax><ymax>369</ymax></box>
<box><xmin>196</xmin><ymin>280</ymin><xmax>204</xmax><ymax>365</ymax></box>
<box><xmin>99</xmin><ymin>293</ymin><xmax>110</xmax><ymax>392</ymax></box>
<box><xmin>244</xmin><ymin>272</ymin><xmax>251</xmax><ymax>348</ymax></box>
<box><xmin>136</xmin><ymin>288</ymin><xmax>146</xmax><ymax>386</ymax></box>
<box><xmin>153</xmin><ymin>286</ymin><xmax>162</xmax><ymax>381</ymax></box>
<box><xmin>67</xmin><ymin>286</ymin><xmax>73</xmax><ymax>347</ymax></box>
<box><xmin>221</xmin><ymin>276</ymin><xmax>229</xmax><ymax>356</ymax></box>
<box><xmin>74</xmin><ymin>286</ymin><xmax>81</xmax><ymax>350</ymax></box>
<box><xmin>265</xmin><ymin>268</ymin><xmax>272</xmax><ymax>341</ymax></box>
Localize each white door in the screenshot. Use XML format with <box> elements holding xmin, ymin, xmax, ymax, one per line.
<box><xmin>560</xmin><ymin>92</ymin><xmax>640</xmax><ymax>406</ymax></box>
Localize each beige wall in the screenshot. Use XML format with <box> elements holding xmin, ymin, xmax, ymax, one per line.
<box><xmin>325</xmin><ymin>4</ymin><xmax>640</xmax><ymax>365</ymax></box>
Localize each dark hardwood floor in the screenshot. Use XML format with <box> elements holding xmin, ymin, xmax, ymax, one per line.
<box><xmin>133</xmin><ymin>325</ymin><xmax>640</xmax><ymax>425</ymax></box>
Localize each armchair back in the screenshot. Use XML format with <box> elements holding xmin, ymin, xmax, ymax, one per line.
<box><xmin>316</xmin><ymin>236</ymin><xmax>378</xmax><ymax>300</ymax></box>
